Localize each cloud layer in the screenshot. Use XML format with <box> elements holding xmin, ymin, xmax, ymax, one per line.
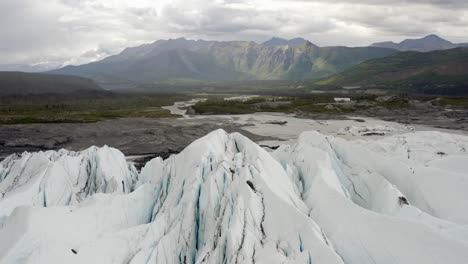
<box><xmin>1</xmin><ymin>0</ymin><xmax>467</xmax><ymax>68</ymax></box>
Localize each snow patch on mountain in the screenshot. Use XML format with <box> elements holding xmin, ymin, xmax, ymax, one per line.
<box><xmin>1</xmin><ymin>129</ymin><xmax>468</xmax><ymax>263</ymax></box>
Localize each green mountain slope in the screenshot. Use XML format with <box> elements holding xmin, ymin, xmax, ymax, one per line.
<box><xmin>315</xmin><ymin>47</ymin><xmax>468</xmax><ymax>94</ymax></box>
<box><xmin>50</xmin><ymin>38</ymin><xmax>397</xmax><ymax>85</ymax></box>
<box><xmin>0</xmin><ymin>72</ymin><xmax>103</xmax><ymax>96</ymax></box>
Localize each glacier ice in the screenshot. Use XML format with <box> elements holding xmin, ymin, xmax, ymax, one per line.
<box><xmin>0</xmin><ymin>146</ymin><xmax>137</xmax><ymax>225</ymax></box>
<box><xmin>0</xmin><ymin>129</ymin><xmax>468</xmax><ymax>263</ymax></box>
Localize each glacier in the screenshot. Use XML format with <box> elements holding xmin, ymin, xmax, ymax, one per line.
<box><xmin>0</xmin><ymin>129</ymin><xmax>468</xmax><ymax>263</ymax></box>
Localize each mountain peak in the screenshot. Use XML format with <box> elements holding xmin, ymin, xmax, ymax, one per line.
<box><xmin>423</xmin><ymin>34</ymin><xmax>443</xmax><ymax>40</ymax></box>
<box><xmin>303</xmin><ymin>40</ymin><xmax>318</xmax><ymax>48</ymax></box>
<box><xmin>371</xmin><ymin>34</ymin><xmax>457</xmax><ymax>52</ymax></box>
<box><xmin>261</xmin><ymin>37</ymin><xmax>288</xmax><ymax>47</ymax></box>
<box><xmin>261</xmin><ymin>37</ymin><xmax>313</xmax><ymax>47</ymax></box>
<box><xmin>270</xmin><ymin>36</ymin><xmax>286</xmax><ymax>41</ymax></box>
<box><xmin>290</xmin><ymin>37</ymin><xmax>309</xmax><ymax>46</ymax></box>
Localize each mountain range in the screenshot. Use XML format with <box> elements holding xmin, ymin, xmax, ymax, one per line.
<box><xmin>17</xmin><ymin>34</ymin><xmax>465</xmax><ymax>93</ymax></box>
<box><xmin>371</xmin><ymin>34</ymin><xmax>468</xmax><ymax>52</ymax></box>
<box><xmin>49</xmin><ymin>38</ymin><xmax>397</xmax><ymax>85</ymax></box>
<box><xmin>315</xmin><ymin>47</ymin><xmax>468</xmax><ymax>94</ymax></box>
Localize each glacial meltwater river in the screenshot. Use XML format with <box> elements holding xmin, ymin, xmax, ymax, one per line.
<box><xmin>161</xmin><ymin>97</ymin><xmax>468</xmax><ymax>148</ymax></box>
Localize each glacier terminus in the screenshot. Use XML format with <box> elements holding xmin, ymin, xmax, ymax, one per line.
<box><xmin>1</xmin><ymin>129</ymin><xmax>468</xmax><ymax>264</ymax></box>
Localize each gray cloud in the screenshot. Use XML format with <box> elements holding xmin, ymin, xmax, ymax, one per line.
<box><xmin>303</xmin><ymin>0</ymin><xmax>468</xmax><ymax>8</ymax></box>
<box><xmin>1</xmin><ymin>0</ymin><xmax>467</xmax><ymax>68</ymax></box>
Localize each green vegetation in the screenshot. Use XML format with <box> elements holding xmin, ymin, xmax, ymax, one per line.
<box><xmin>192</xmin><ymin>95</ymin><xmax>359</xmax><ymax>115</ymax></box>
<box><xmin>192</xmin><ymin>99</ymin><xmax>257</xmax><ymax>114</ymax></box>
<box><xmin>434</xmin><ymin>97</ymin><xmax>468</xmax><ymax>107</ymax></box>
<box><xmin>313</xmin><ymin>47</ymin><xmax>468</xmax><ymax>95</ymax></box>
<box><xmin>0</xmin><ymin>91</ymin><xmax>429</xmax><ymax>124</ymax></box>
<box><xmin>131</xmin><ymin>80</ymin><xmax>313</xmax><ymax>95</ymax></box>
<box><xmin>190</xmin><ymin>93</ymin><xmax>418</xmax><ymax>116</ymax></box>
<box><xmin>0</xmin><ymin>72</ymin><xmax>102</xmax><ymax>96</ymax></box>
<box><xmin>0</xmin><ymin>94</ymin><xmax>188</xmax><ymax>124</ymax></box>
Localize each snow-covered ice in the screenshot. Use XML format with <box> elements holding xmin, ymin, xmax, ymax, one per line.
<box><xmin>1</xmin><ymin>129</ymin><xmax>468</xmax><ymax>263</ymax></box>
<box><xmin>0</xmin><ymin>146</ymin><xmax>137</xmax><ymax>226</ymax></box>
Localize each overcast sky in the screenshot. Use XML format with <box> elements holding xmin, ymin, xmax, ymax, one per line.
<box><xmin>1</xmin><ymin>0</ymin><xmax>468</xmax><ymax>68</ymax></box>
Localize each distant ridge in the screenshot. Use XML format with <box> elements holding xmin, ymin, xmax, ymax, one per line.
<box><xmin>371</xmin><ymin>34</ymin><xmax>466</xmax><ymax>52</ymax></box>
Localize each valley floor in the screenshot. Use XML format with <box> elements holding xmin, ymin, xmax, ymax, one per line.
<box><xmin>1</xmin><ymin>102</ymin><xmax>467</xmax><ymax>164</ymax></box>
<box><xmin>1</xmin><ymin>93</ymin><xmax>467</xmax><ymax>162</ymax></box>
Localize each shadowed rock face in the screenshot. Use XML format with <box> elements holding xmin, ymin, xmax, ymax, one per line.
<box><xmin>1</xmin><ymin>129</ymin><xmax>468</xmax><ymax>263</ymax></box>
